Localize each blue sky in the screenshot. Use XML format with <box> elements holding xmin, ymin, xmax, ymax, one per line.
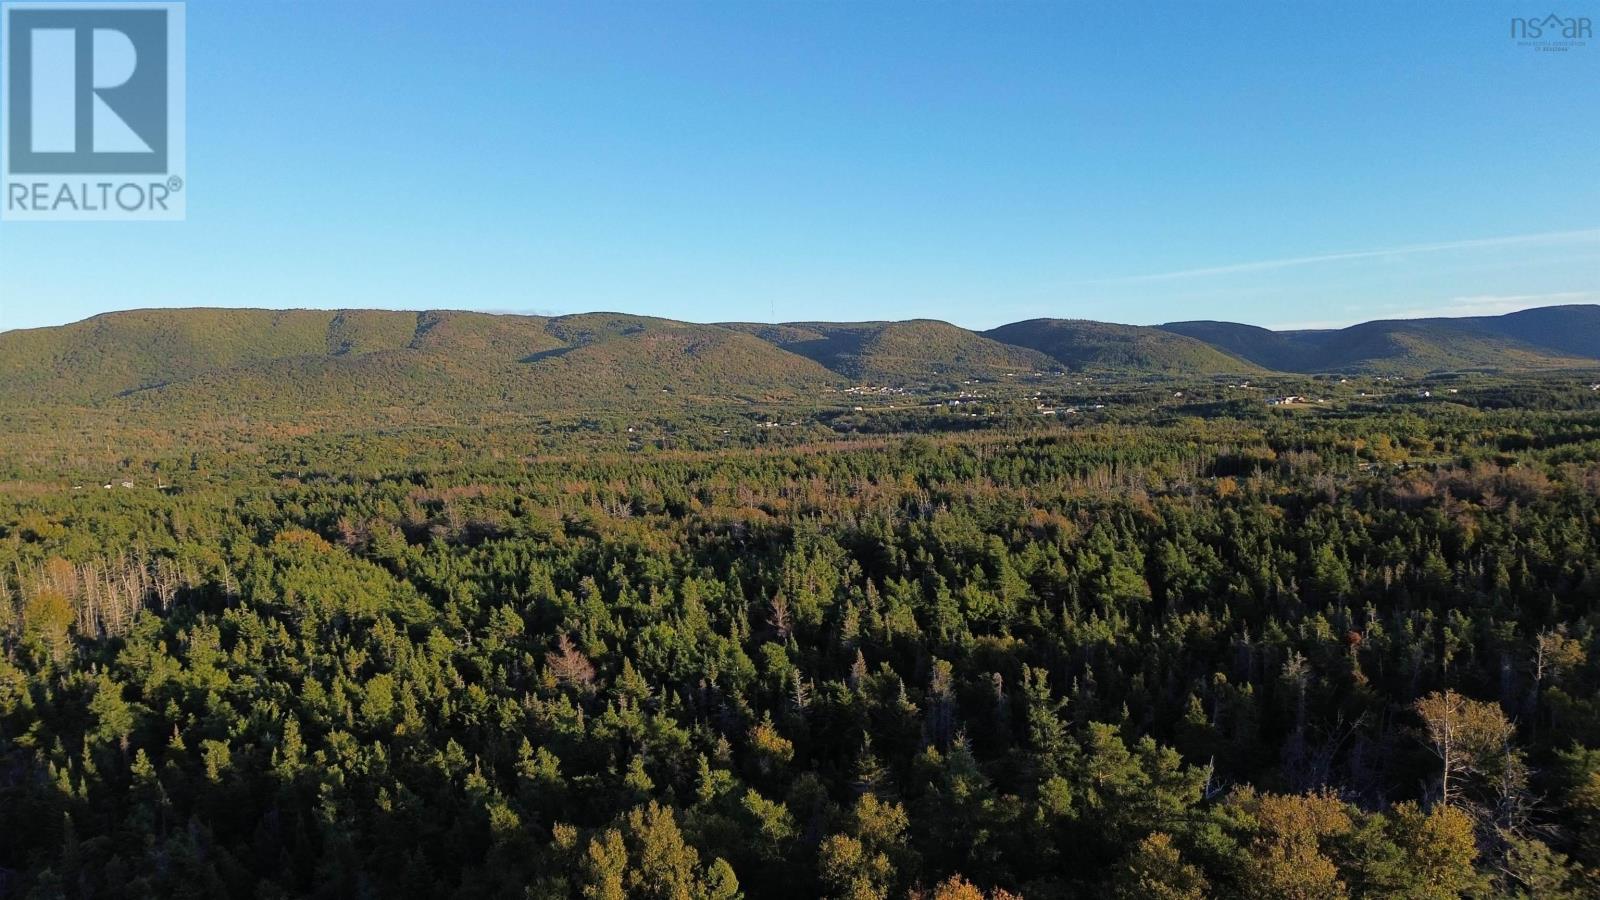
<box><xmin>1</xmin><ymin>0</ymin><xmax>1596</xmax><ymax>332</ymax></box>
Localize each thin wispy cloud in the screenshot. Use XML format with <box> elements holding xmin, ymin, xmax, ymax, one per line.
<box><xmin>1088</xmin><ymin>228</ymin><xmax>1600</xmax><ymax>285</ymax></box>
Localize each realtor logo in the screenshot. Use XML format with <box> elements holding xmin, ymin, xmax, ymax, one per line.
<box><xmin>1510</xmin><ymin>12</ymin><xmax>1592</xmax><ymax>50</ymax></box>
<box><xmin>2</xmin><ymin>2</ymin><xmax>185</xmax><ymax>220</ymax></box>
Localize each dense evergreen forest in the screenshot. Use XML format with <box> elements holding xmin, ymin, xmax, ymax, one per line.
<box><xmin>4</xmin><ymin>375</ymin><xmax>1600</xmax><ymax>898</ymax></box>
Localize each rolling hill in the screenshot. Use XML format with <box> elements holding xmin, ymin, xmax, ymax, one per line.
<box><xmin>982</xmin><ymin>319</ymin><xmax>1262</xmax><ymax>374</ymax></box>
<box><xmin>1473</xmin><ymin>305</ymin><xmax>1600</xmax><ymax>359</ymax></box>
<box><xmin>3</xmin><ymin>305</ymin><xmax>1597</xmax><ymax>432</ymax></box>
<box><xmin>722</xmin><ymin>319</ymin><xmax>1058</xmax><ymax>382</ymax></box>
<box><xmin>0</xmin><ymin>309</ymin><xmax>846</xmax><ymax>420</ymax></box>
<box><xmin>1160</xmin><ymin>305</ymin><xmax>1600</xmax><ymax>373</ymax></box>
<box><xmin>1146</xmin><ymin>320</ymin><xmax>1311</xmax><ymax>372</ymax></box>
<box><xmin>0</xmin><ymin>308</ymin><xmax>415</xmax><ymax>403</ymax></box>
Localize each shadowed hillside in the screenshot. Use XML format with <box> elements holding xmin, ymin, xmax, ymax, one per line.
<box><xmin>982</xmin><ymin>319</ymin><xmax>1262</xmax><ymax>373</ymax></box>
<box><xmin>1150</xmin><ymin>320</ymin><xmax>1311</xmax><ymax>372</ymax></box>
<box><xmin>724</xmin><ymin>319</ymin><xmax>1058</xmax><ymax>382</ymax></box>
<box><xmin>1161</xmin><ymin>306</ymin><xmax>1600</xmax><ymax>373</ymax></box>
<box><xmin>5</xmin><ymin>306</ymin><xmax>1596</xmax><ymax>427</ymax></box>
<box><xmin>1479</xmin><ymin>305</ymin><xmax>1600</xmax><ymax>359</ymax></box>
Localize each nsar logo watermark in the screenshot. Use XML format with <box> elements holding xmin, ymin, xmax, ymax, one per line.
<box><xmin>1511</xmin><ymin>12</ymin><xmax>1592</xmax><ymax>51</ymax></box>
<box><xmin>2</xmin><ymin>1</ymin><xmax>185</xmax><ymax>221</ymax></box>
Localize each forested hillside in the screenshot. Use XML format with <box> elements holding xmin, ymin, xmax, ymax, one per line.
<box><xmin>721</xmin><ymin>320</ymin><xmax>1059</xmax><ymax>383</ymax></box>
<box><xmin>0</xmin><ymin>309</ymin><xmax>845</xmax><ymax>412</ymax></box>
<box><xmin>981</xmin><ymin>319</ymin><xmax>1260</xmax><ymax>373</ymax></box>
<box><xmin>1160</xmin><ymin>305</ymin><xmax>1600</xmax><ymax>374</ymax></box>
<box><xmin>4</xmin><ymin>305</ymin><xmax>1596</xmax><ymax>427</ymax></box>
<box><xmin>3</xmin><ymin>374</ymin><xmax>1600</xmax><ymax>897</ymax></box>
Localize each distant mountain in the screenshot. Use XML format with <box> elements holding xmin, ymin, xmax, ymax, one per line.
<box><xmin>4</xmin><ymin>305</ymin><xmax>1597</xmax><ymax>425</ymax></box>
<box><xmin>517</xmin><ymin>313</ymin><xmax>844</xmax><ymax>399</ymax></box>
<box><xmin>0</xmin><ymin>308</ymin><xmax>413</xmax><ymax>403</ymax></box>
<box><xmin>1481</xmin><ymin>305</ymin><xmax>1600</xmax><ymax>359</ymax></box>
<box><xmin>1160</xmin><ymin>305</ymin><xmax>1600</xmax><ymax>373</ymax></box>
<box><xmin>982</xmin><ymin>319</ymin><xmax>1262</xmax><ymax>374</ymax></box>
<box><xmin>723</xmin><ymin>319</ymin><xmax>1058</xmax><ymax>382</ymax></box>
<box><xmin>1148</xmin><ymin>320</ymin><xmax>1311</xmax><ymax>372</ymax></box>
<box><xmin>0</xmin><ymin>309</ymin><xmax>844</xmax><ymax>417</ymax></box>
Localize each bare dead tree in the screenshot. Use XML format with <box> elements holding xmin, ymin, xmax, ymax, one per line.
<box><xmin>1416</xmin><ymin>690</ymin><xmax>1517</xmax><ymax>810</ymax></box>
<box><xmin>14</xmin><ymin>552</ymin><xmax>183</xmax><ymax>641</ymax></box>
<box><xmin>546</xmin><ymin>634</ymin><xmax>596</xmax><ymax>690</ymax></box>
<box><xmin>767</xmin><ymin>591</ymin><xmax>792</xmax><ymax>640</ymax></box>
<box><xmin>789</xmin><ymin>671</ymin><xmax>813</xmax><ymax>716</ymax></box>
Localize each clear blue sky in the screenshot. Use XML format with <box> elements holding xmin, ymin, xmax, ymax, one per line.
<box><xmin>2</xmin><ymin>0</ymin><xmax>1597</xmax><ymax>332</ymax></box>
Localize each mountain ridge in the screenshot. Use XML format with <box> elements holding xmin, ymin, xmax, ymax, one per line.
<box><xmin>3</xmin><ymin>305</ymin><xmax>1597</xmax><ymax>414</ymax></box>
<box><xmin>982</xmin><ymin>318</ymin><xmax>1263</xmax><ymax>374</ymax></box>
<box><xmin>1158</xmin><ymin>304</ymin><xmax>1600</xmax><ymax>374</ymax></box>
<box><xmin>720</xmin><ymin>319</ymin><xmax>1059</xmax><ymax>382</ymax></box>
